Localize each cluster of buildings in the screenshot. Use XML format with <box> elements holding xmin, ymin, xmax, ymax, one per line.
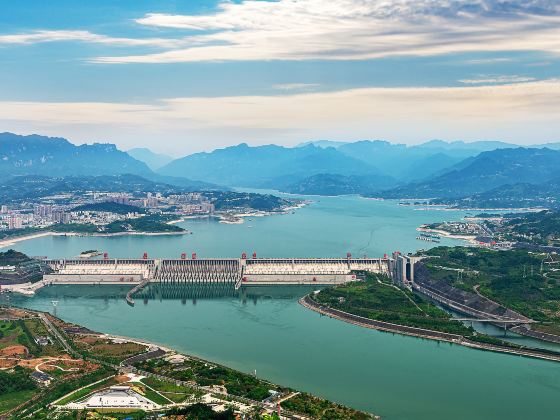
<box><xmin>0</xmin><ymin>204</ymin><xmax>75</xmax><ymax>231</ymax></box>
<box><xmin>94</xmin><ymin>192</ymin><xmax>215</xmax><ymax>215</ymax></box>
<box><xmin>0</xmin><ymin>191</ymin><xmax>215</xmax><ymax>232</ymax></box>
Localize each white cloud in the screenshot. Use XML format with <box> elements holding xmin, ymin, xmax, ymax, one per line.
<box><xmin>3</xmin><ymin>1</ymin><xmax>560</xmax><ymax>64</ymax></box>
<box><xmin>0</xmin><ymin>30</ymin><xmax>180</xmax><ymax>48</ymax></box>
<box><xmin>0</xmin><ymin>80</ymin><xmax>559</xmax><ymax>153</ymax></box>
<box><xmin>93</xmin><ymin>0</ymin><xmax>560</xmax><ymax>63</ymax></box>
<box><xmin>459</xmin><ymin>75</ymin><xmax>536</xmax><ymax>84</ymax></box>
<box><xmin>463</xmin><ymin>58</ymin><xmax>513</xmax><ymax>65</ymax></box>
<box><xmin>272</xmin><ymin>83</ymin><xmax>320</xmax><ymax>91</ymax></box>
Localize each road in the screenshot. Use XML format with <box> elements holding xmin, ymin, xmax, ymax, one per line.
<box><xmin>38</xmin><ymin>313</ymin><xmax>75</xmax><ymax>356</ymax></box>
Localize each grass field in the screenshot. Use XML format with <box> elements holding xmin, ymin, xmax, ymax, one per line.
<box><xmin>0</xmin><ymin>389</ymin><xmax>36</xmax><ymax>413</ymax></box>
<box><xmin>139</xmin><ymin>383</ymin><xmax>172</xmax><ymax>405</ymax></box>
<box><xmin>55</xmin><ymin>376</ymin><xmax>116</xmax><ymax>406</ymax></box>
<box><xmin>140</xmin><ymin>377</ymin><xmax>201</xmax><ymax>403</ymax></box>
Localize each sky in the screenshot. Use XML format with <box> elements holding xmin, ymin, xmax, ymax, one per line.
<box><xmin>1</xmin><ymin>0</ymin><xmax>560</xmax><ymax>156</ymax></box>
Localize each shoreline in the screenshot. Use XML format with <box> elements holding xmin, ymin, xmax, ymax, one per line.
<box><xmin>416</xmin><ymin>226</ymin><xmax>478</xmax><ymax>245</ymax></box>
<box><xmin>299</xmin><ymin>295</ymin><xmax>560</xmax><ymax>363</ymax></box>
<box><xmin>0</xmin><ymin>230</ymin><xmax>189</xmax><ymax>249</ymax></box>
<box><xmin>2</xmin><ymin>304</ymin><xmax>379</xmax><ymax>419</ymax></box>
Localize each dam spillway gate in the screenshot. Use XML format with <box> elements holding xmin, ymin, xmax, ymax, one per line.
<box><xmin>44</xmin><ymin>257</ymin><xmax>393</xmax><ymax>289</ymax></box>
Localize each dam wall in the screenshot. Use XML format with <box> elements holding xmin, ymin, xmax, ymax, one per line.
<box><xmin>43</xmin><ymin>257</ymin><xmax>393</xmax><ymax>288</ymax></box>
<box><xmin>43</xmin><ymin>273</ymin><xmax>143</xmax><ymax>285</ymax></box>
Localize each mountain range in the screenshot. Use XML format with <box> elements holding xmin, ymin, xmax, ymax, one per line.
<box><xmin>158</xmin><ymin>143</ymin><xmax>391</xmax><ymax>188</ymax></box>
<box><xmin>3</xmin><ymin>132</ymin><xmax>560</xmax><ymax>209</ymax></box>
<box><xmin>128</xmin><ymin>148</ymin><xmax>173</xmax><ymax>171</ymax></box>
<box><xmin>0</xmin><ymin>132</ymin><xmax>151</xmax><ymax>177</ymax></box>
<box><xmin>0</xmin><ymin>133</ymin><xmax>214</xmax><ymax>191</ymax></box>
<box><xmin>379</xmin><ymin>148</ymin><xmax>560</xmax><ymax>199</ymax></box>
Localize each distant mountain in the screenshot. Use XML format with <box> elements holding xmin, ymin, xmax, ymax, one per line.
<box><xmin>441</xmin><ymin>177</ymin><xmax>560</xmax><ymax>209</ymax></box>
<box><xmin>296</xmin><ymin>140</ymin><xmax>348</xmax><ymax>149</ymax></box>
<box><xmin>282</xmin><ymin>173</ymin><xmax>397</xmax><ymax>196</ymax></box>
<box><xmin>0</xmin><ymin>132</ymin><xmax>153</xmax><ymax>177</ymax></box>
<box><xmin>535</xmin><ymin>142</ymin><xmax>560</xmax><ymax>150</ymax></box>
<box><xmin>414</xmin><ymin>139</ymin><xmax>515</xmax><ymax>152</ymax></box>
<box><xmin>0</xmin><ymin>133</ymin><xmax>218</xmax><ymax>191</ymax></box>
<box><xmin>159</xmin><ymin>143</ymin><xmax>383</xmax><ymax>188</ymax></box>
<box><xmin>128</xmin><ymin>148</ymin><xmax>173</xmax><ymax>170</ymax></box>
<box><xmin>379</xmin><ymin>148</ymin><xmax>560</xmax><ymax>199</ymax></box>
<box><xmin>335</xmin><ymin>140</ymin><xmax>519</xmax><ymax>181</ymax></box>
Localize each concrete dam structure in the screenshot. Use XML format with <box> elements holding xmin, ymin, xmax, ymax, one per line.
<box><xmin>43</xmin><ymin>255</ymin><xmax>393</xmax><ymax>289</ymax></box>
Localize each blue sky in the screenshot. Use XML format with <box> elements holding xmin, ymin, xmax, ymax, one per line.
<box><xmin>1</xmin><ymin>0</ymin><xmax>559</xmax><ymax>155</ymax></box>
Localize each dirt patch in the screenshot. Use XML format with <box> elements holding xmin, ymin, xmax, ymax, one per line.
<box><xmin>0</xmin><ymin>358</ymin><xmax>18</xmax><ymax>368</ymax></box>
<box><xmin>0</xmin><ymin>345</ymin><xmax>28</xmax><ymax>356</ymax></box>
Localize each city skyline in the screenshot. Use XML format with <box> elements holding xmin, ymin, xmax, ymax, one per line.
<box><xmin>1</xmin><ymin>0</ymin><xmax>560</xmax><ymax>154</ymax></box>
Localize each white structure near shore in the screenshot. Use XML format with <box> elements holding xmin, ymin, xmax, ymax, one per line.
<box><xmin>66</xmin><ymin>385</ymin><xmax>160</xmax><ymax>411</ymax></box>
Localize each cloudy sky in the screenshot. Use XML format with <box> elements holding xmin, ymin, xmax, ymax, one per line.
<box><xmin>1</xmin><ymin>0</ymin><xmax>559</xmax><ymax>155</ymax></box>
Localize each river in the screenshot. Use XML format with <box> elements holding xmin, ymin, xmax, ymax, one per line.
<box><xmin>3</xmin><ymin>196</ymin><xmax>560</xmax><ymax>419</ymax></box>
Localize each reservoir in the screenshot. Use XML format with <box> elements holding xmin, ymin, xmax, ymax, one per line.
<box><xmin>5</xmin><ymin>195</ymin><xmax>466</xmax><ymax>259</ymax></box>
<box><xmin>4</xmin><ymin>196</ymin><xmax>560</xmax><ymax>419</ymax></box>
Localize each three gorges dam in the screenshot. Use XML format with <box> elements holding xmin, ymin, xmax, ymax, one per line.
<box><xmin>18</xmin><ymin>251</ymin><xmax>417</xmax><ymax>304</ymax></box>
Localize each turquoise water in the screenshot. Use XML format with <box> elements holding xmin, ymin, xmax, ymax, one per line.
<box><xmin>5</xmin><ymin>197</ymin><xmax>560</xmax><ymax>419</ymax></box>
<box><xmin>9</xmin><ymin>285</ymin><xmax>560</xmax><ymax>420</ymax></box>
<box><xmin>5</xmin><ymin>196</ymin><xmax>465</xmax><ymax>258</ymax></box>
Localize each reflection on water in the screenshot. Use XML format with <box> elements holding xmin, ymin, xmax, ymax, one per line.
<box><xmin>5</xmin><ymin>284</ymin><xmax>560</xmax><ymax>420</ymax></box>
<box><xmin>3</xmin><ymin>283</ymin><xmax>325</xmax><ymax>304</ymax></box>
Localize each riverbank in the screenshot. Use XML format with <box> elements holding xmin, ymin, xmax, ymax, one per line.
<box><xmin>0</xmin><ymin>230</ymin><xmax>190</xmax><ymax>249</ymax></box>
<box><xmin>1</xmin><ymin>305</ymin><xmax>378</xmax><ymax>419</ymax></box>
<box><xmin>300</xmin><ymin>294</ymin><xmax>560</xmax><ymax>363</ymax></box>
<box><xmin>416</xmin><ymin>226</ymin><xmax>478</xmax><ymax>245</ymax></box>
<box><xmin>217</xmin><ymin>201</ymin><xmax>308</xmax><ymax>224</ymax></box>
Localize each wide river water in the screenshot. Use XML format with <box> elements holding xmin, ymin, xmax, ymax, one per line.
<box><xmin>4</xmin><ymin>195</ymin><xmax>560</xmax><ymax>419</ymax></box>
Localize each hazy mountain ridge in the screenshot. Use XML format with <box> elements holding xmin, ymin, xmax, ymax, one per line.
<box><xmin>5</xmin><ymin>133</ymin><xmax>560</xmax><ymax>207</ymax></box>
<box><xmin>0</xmin><ymin>132</ymin><xmax>152</xmax><ymax>177</ymax></box>
<box><xmin>378</xmin><ymin>148</ymin><xmax>560</xmax><ymax>199</ymax></box>
<box><xmin>158</xmin><ymin>139</ymin><xmax>519</xmax><ymax>191</ymax></box>
<box><xmin>282</xmin><ymin>173</ymin><xmax>397</xmax><ymax>196</ymax></box>
<box><xmin>0</xmin><ymin>133</ymin><xmax>218</xmax><ymax>191</ymax></box>
<box><xmin>159</xmin><ymin>143</ymin><xmax>384</xmax><ymax>188</ymax></box>
<box><xmin>334</xmin><ymin>140</ymin><xmax>517</xmax><ymax>181</ymax></box>
<box><xmin>436</xmin><ymin>177</ymin><xmax>560</xmax><ymax>209</ymax></box>
<box><xmin>128</xmin><ymin>147</ymin><xmax>174</xmax><ymax>170</ymax></box>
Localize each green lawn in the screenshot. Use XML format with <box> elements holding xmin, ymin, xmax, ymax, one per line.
<box><xmin>55</xmin><ymin>376</ymin><xmax>116</xmax><ymax>406</ymax></box>
<box><xmin>141</xmin><ymin>377</ymin><xmax>201</xmax><ymax>403</ymax></box>
<box><xmin>141</xmin><ymin>385</ymin><xmax>172</xmax><ymax>405</ymax></box>
<box><xmin>0</xmin><ymin>389</ymin><xmax>36</xmax><ymax>413</ymax></box>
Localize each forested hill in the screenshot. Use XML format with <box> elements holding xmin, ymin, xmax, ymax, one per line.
<box><xmin>378</xmin><ymin>148</ymin><xmax>560</xmax><ymax>199</ymax></box>
<box><xmin>440</xmin><ymin>177</ymin><xmax>560</xmax><ymax>209</ymax></box>
<box><xmin>158</xmin><ymin>143</ymin><xmax>383</xmax><ymax>188</ymax></box>
<box><xmin>282</xmin><ymin>173</ymin><xmax>397</xmax><ymax>196</ymax></box>
<box><xmin>0</xmin><ymin>132</ymin><xmax>152</xmax><ymax>177</ymax></box>
<box><xmin>0</xmin><ymin>175</ymin><xmax>184</xmax><ymax>204</ymax></box>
